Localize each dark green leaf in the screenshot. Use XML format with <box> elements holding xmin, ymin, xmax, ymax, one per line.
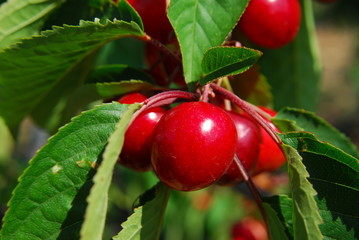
<box><xmin>42</xmin><ymin>0</ymin><xmax>141</xmax><ymax>29</ymax></box>
<box><xmin>200</xmin><ymin>47</ymin><xmax>262</xmax><ymax>85</ymax></box>
<box><xmin>0</xmin><ymin>19</ymin><xmax>144</xmax><ymax>131</ymax></box>
<box><xmin>281</xmin><ymin>132</ymin><xmax>359</xmax><ymax>239</ymax></box>
<box><xmin>260</xmin><ymin>0</ymin><xmax>321</xmax><ymax>111</ymax></box>
<box><xmin>0</xmin><ymin>0</ymin><xmax>63</xmax><ymax>49</ymax></box>
<box><xmin>263</xmin><ymin>195</ymin><xmax>294</xmax><ymax>239</ymax></box>
<box><xmin>95</xmin><ymin>80</ymin><xmax>160</xmax><ymax>98</ymax></box>
<box><xmin>80</xmin><ymin>103</ymin><xmax>139</xmax><ymax>240</ymax></box>
<box><xmin>168</xmin><ymin>0</ymin><xmax>249</xmax><ymax>87</ymax></box>
<box><xmin>246</xmin><ymin>73</ymin><xmax>273</xmax><ymax>106</ymax></box>
<box><xmin>116</xmin><ymin>0</ymin><xmax>143</xmax><ymax>30</ymax></box>
<box><xmin>262</xmin><ymin>202</ymin><xmax>290</xmax><ymax>240</ymax></box>
<box><xmin>283</xmin><ymin>144</ymin><xmax>323</xmax><ymax>239</ymax></box>
<box><xmin>275</xmin><ymin>107</ymin><xmax>359</xmax><ymax>159</ymax></box>
<box><xmin>0</xmin><ymin>103</ymin><xmax>134</xmax><ymax>240</ymax></box>
<box><xmin>113</xmin><ymin>182</ymin><xmax>170</xmax><ymax>240</ymax></box>
<box><xmin>87</xmin><ymin>64</ymin><xmax>153</xmax><ymax>84</ymax></box>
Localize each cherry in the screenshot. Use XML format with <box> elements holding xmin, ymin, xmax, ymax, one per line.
<box><xmin>254</xmin><ymin>106</ymin><xmax>286</xmax><ymax>174</ymax></box>
<box><xmin>217</xmin><ymin>112</ymin><xmax>261</xmax><ymax>185</ymax></box>
<box><xmin>238</xmin><ymin>0</ymin><xmax>302</xmax><ymax>49</ymax></box>
<box><xmin>127</xmin><ymin>0</ymin><xmax>173</xmax><ymax>42</ymax></box>
<box><xmin>231</xmin><ymin>218</ymin><xmax>268</xmax><ymax>240</ymax></box>
<box><xmin>151</xmin><ymin>102</ymin><xmax>238</xmax><ymax>191</ymax></box>
<box><xmin>118</xmin><ymin>93</ymin><xmax>166</xmax><ymax>171</ymax></box>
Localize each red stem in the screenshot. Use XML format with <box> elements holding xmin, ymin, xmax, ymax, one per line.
<box><xmin>143</xmin><ymin>34</ymin><xmax>182</xmax><ymax>64</ymax></box>
<box><xmin>233</xmin><ymin>155</ymin><xmax>271</xmax><ymax>240</ymax></box>
<box><xmin>129</xmin><ymin>90</ymin><xmax>198</xmax><ymax>123</ymax></box>
<box><xmin>209</xmin><ymin>83</ymin><xmax>282</xmax><ymax>148</ymax></box>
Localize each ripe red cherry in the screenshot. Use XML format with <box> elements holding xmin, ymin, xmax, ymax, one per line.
<box><xmin>217</xmin><ymin>112</ymin><xmax>261</xmax><ymax>185</ymax></box>
<box><xmin>254</xmin><ymin>106</ymin><xmax>286</xmax><ymax>174</ymax></box>
<box><xmin>127</xmin><ymin>0</ymin><xmax>173</xmax><ymax>42</ymax></box>
<box><xmin>238</xmin><ymin>0</ymin><xmax>301</xmax><ymax>49</ymax></box>
<box><xmin>231</xmin><ymin>218</ymin><xmax>268</xmax><ymax>240</ymax></box>
<box><xmin>151</xmin><ymin>102</ymin><xmax>238</xmax><ymax>191</ymax></box>
<box><xmin>118</xmin><ymin>93</ymin><xmax>166</xmax><ymax>171</ymax></box>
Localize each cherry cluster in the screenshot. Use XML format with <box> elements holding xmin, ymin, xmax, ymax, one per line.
<box><xmin>117</xmin><ymin>92</ymin><xmax>286</xmax><ymax>191</ymax></box>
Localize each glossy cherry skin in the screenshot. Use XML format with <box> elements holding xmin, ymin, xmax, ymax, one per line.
<box><xmin>232</xmin><ymin>218</ymin><xmax>268</xmax><ymax>240</ymax></box>
<box><xmin>127</xmin><ymin>0</ymin><xmax>173</xmax><ymax>42</ymax></box>
<box><xmin>118</xmin><ymin>93</ymin><xmax>166</xmax><ymax>171</ymax></box>
<box><xmin>217</xmin><ymin>112</ymin><xmax>261</xmax><ymax>185</ymax></box>
<box><xmin>254</xmin><ymin>106</ymin><xmax>286</xmax><ymax>174</ymax></box>
<box><xmin>151</xmin><ymin>102</ymin><xmax>238</xmax><ymax>191</ymax></box>
<box><xmin>238</xmin><ymin>0</ymin><xmax>301</xmax><ymax>49</ymax></box>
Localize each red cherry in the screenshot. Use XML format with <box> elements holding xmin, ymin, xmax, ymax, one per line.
<box><xmin>238</xmin><ymin>0</ymin><xmax>301</xmax><ymax>49</ymax></box>
<box><xmin>127</xmin><ymin>0</ymin><xmax>173</xmax><ymax>42</ymax></box>
<box><xmin>118</xmin><ymin>92</ymin><xmax>147</xmax><ymax>104</ymax></box>
<box><xmin>217</xmin><ymin>112</ymin><xmax>261</xmax><ymax>185</ymax></box>
<box><xmin>151</xmin><ymin>102</ymin><xmax>238</xmax><ymax>191</ymax></box>
<box><xmin>254</xmin><ymin>106</ymin><xmax>286</xmax><ymax>174</ymax></box>
<box><xmin>118</xmin><ymin>93</ymin><xmax>166</xmax><ymax>171</ymax></box>
<box><xmin>232</xmin><ymin>218</ymin><xmax>268</xmax><ymax>240</ymax></box>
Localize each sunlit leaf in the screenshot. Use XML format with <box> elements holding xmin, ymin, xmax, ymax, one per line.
<box><xmin>113</xmin><ymin>182</ymin><xmax>170</xmax><ymax>240</ymax></box>
<box><xmin>0</xmin><ymin>103</ymin><xmax>133</xmax><ymax>240</ymax></box>
<box><xmin>200</xmin><ymin>47</ymin><xmax>261</xmax><ymax>85</ymax></box>
<box><xmin>168</xmin><ymin>0</ymin><xmax>249</xmax><ymax>87</ymax></box>
<box><xmin>80</xmin><ymin>104</ymin><xmax>139</xmax><ymax>240</ymax></box>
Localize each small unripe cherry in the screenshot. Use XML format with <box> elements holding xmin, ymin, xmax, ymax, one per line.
<box><xmin>254</xmin><ymin>106</ymin><xmax>286</xmax><ymax>174</ymax></box>
<box><xmin>151</xmin><ymin>102</ymin><xmax>238</xmax><ymax>191</ymax></box>
<box><xmin>118</xmin><ymin>93</ymin><xmax>166</xmax><ymax>171</ymax></box>
<box><xmin>217</xmin><ymin>112</ymin><xmax>261</xmax><ymax>185</ymax></box>
<box><xmin>238</xmin><ymin>0</ymin><xmax>301</xmax><ymax>48</ymax></box>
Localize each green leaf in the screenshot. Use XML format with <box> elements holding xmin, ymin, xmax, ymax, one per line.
<box><xmin>0</xmin><ymin>0</ymin><xmax>63</xmax><ymax>49</ymax></box>
<box><xmin>200</xmin><ymin>47</ymin><xmax>262</xmax><ymax>85</ymax></box>
<box><xmin>0</xmin><ymin>117</ymin><xmax>14</xmax><ymax>162</ymax></box>
<box><xmin>283</xmin><ymin>144</ymin><xmax>323</xmax><ymax>240</ymax></box>
<box><xmin>80</xmin><ymin>103</ymin><xmax>139</xmax><ymax>240</ymax></box>
<box><xmin>264</xmin><ymin>195</ymin><xmax>294</xmax><ymax>239</ymax></box>
<box><xmin>96</xmin><ymin>80</ymin><xmax>160</xmax><ymax>98</ymax></box>
<box><xmin>0</xmin><ymin>19</ymin><xmax>144</xmax><ymax>131</ymax></box>
<box><xmin>281</xmin><ymin>132</ymin><xmax>359</xmax><ymax>239</ymax></box>
<box><xmin>116</xmin><ymin>0</ymin><xmax>143</xmax><ymax>30</ymax></box>
<box><xmin>262</xmin><ymin>202</ymin><xmax>290</xmax><ymax>240</ymax></box>
<box><xmin>167</xmin><ymin>0</ymin><xmax>249</xmax><ymax>87</ymax></box>
<box><xmin>113</xmin><ymin>182</ymin><xmax>170</xmax><ymax>240</ymax></box>
<box><xmin>0</xmin><ymin>103</ymin><xmax>133</xmax><ymax>240</ymax></box>
<box><xmin>275</xmin><ymin>107</ymin><xmax>359</xmax><ymax>159</ymax></box>
<box><xmin>87</xmin><ymin>64</ymin><xmax>153</xmax><ymax>84</ymax></box>
<box><xmin>260</xmin><ymin>0</ymin><xmax>321</xmax><ymax>111</ymax></box>
<box><xmin>246</xmin><ymin>73</ymin><xmax>273</xmax><ymax>106</ymax></box>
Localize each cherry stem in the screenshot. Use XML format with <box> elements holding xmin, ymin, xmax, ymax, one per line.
<box><xmin>209</xmin><ymin>83</ymin><xmax>282</xmax><ymax>148</ymax></box>
<box><xmin>201</xmin><ymin>84</ymin><xmax>211</xmax><ymax>103</ymax></box>
<box><xmin>143</xmin><ymin>34</ymin><xmax>182</xmax><ymax>64</ymax></box>
<box><xmin>233</xmin><ymin>155</ymin><xmax>270</xmax><ymax>240</ymax></box>
<box><xmin>129</xmin><ymin>90</ymin><xmax>198</xmax><ymax>123</ymax></box>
